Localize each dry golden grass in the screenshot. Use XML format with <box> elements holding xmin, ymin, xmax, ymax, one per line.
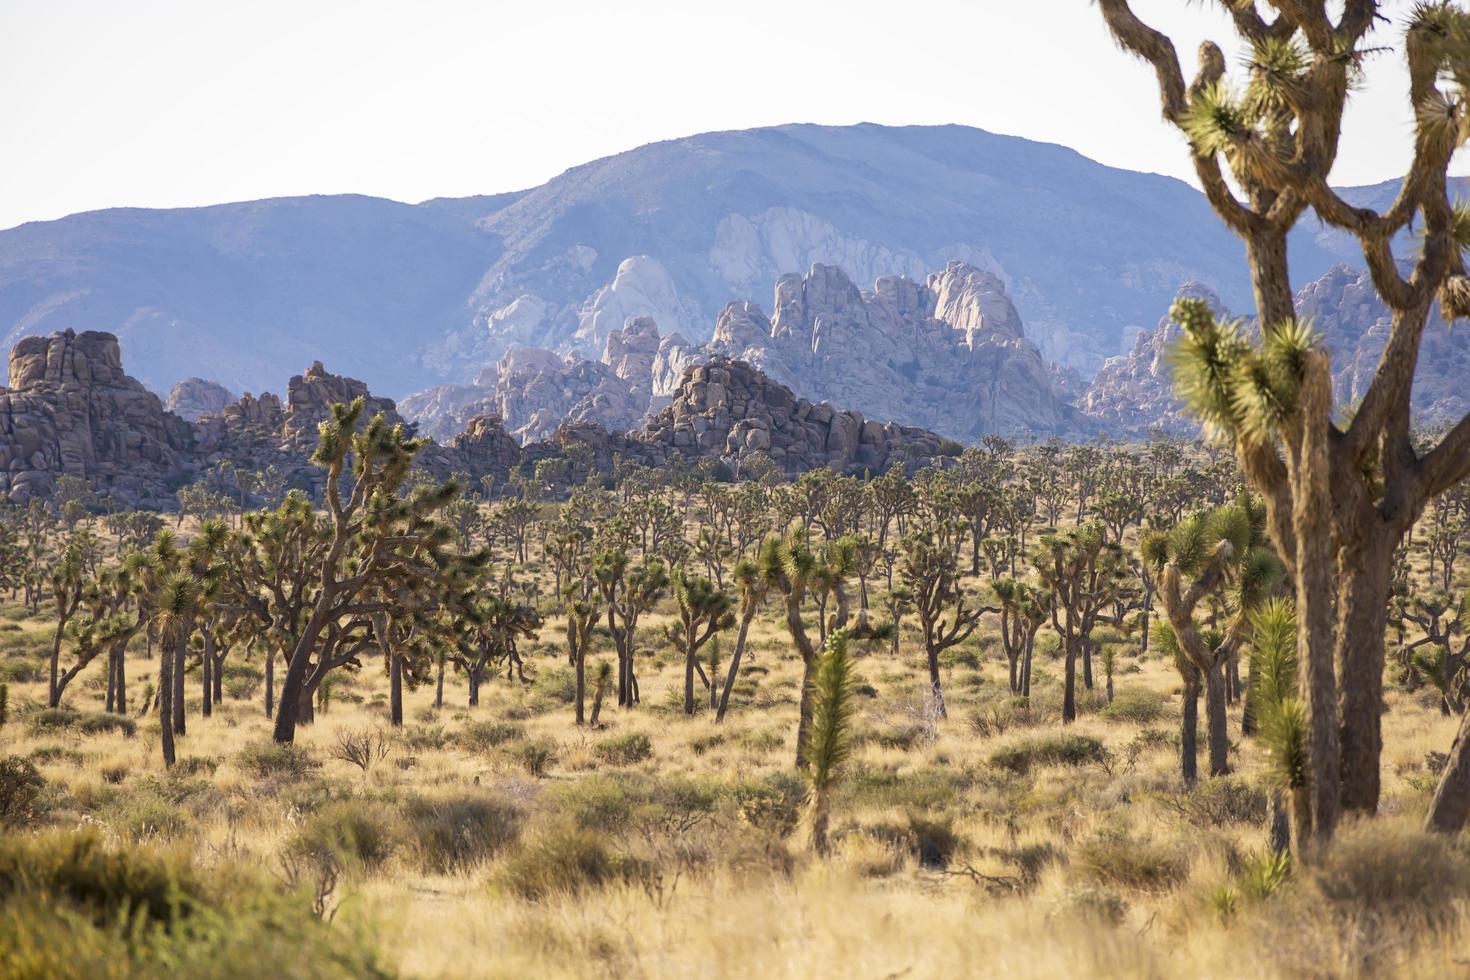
<box><xmin>3</xmin><ymin>558</ymin><xmax>1469</xmax><ymax>979</ymax></box>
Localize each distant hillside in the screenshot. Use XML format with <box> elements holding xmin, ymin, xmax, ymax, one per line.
<box><xmin>0</xmin><ymin>123</ymin><xmax>1361</xmax><ymax>398</ymax></box>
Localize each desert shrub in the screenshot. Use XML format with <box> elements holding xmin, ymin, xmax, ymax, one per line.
<box><xmin>533</xmin><ymin>666</ymin><xmax>577</xmax><ymax>705</ymax></box>
<box><xmin>991</xmin><ymin>734</ymin><xmax>1107</xmax><ymax>775</ymax></box>
<box><xmin>290</xmin><ymin>800</ymin><xmax>399</xmax><ymax>874</ymax></box>
<box><xmin>874</xmin><ymin>725</ymin><xmax>930</xmax><ymax>751</ymax></box>
<box><xmin>494</xmin><ymin>827</ymin><xmax>647</xmax><ymax>900</ymax></box>
<box><xmin>330</xmin><ymin>729</ymin><xmax>393</xmax><ymax>773</ymax></box>
<box><xmin>939</xmin><ymin>647</ymin><xmax>981</xmax><ymax>670</ymax></box>
<box><xmin>1100</xmin><ymin>688</ymin><xmax>1168</xmax><ymax>725</ymax></box>
<box><xmin>456</xmin><ymin>719</ymin><xmax>525</xmax><ymax>752</ymax></box>
<box><xmin>0</xmin><ymin>658</ymin><xmax>42</xmax><ymax>683</ymax></box>
<box><xmin>1163</xmin><ymin>775</ymin><xmax>1269</xmax><ymax>828</ymax></box>
<box><xmin>1307</xmin><ymin>821</ymin><xmax>1470</xmax><ymax>924</ymax></box>
<box><xmin>1075</xmin><ymin>830</ymin><xmax>1189</xmax><ymax>892</ymax></box>
<box><xmin>731</xmin><ymin>771</ymin><xmax>804</xmax><ymax>837</ymax></box>
<box><xmin>594</xmin><ymin>732</ymin><xmax>653</xmax><ymax>766</ymax></box>
<box><xmin>689</xmin><ymin>732</ymin><xmax>725</xmax><ymax>755</ymax></box>
<box><xmin>222</xmin><ymin>662</ymin><xmax>263</xmax><ymax>701</ymax></box>
<box><xmin>404</xmin><ymin>794</ymin><xmax>522</xmax><ymax>873</ymax></box>
<box><xmin>237</xmin><ymin>742</ymin><xmax>321</xmax><ymax>782</ymax></box>
<box><xmin>868</xmin><ymin>813</ymin><xmax>964</xmax><ymax>869</ymax></box>
<box><xmin>509</xmin><ymin>737</ymin><xmax>559</xmax><ymax>777</ymax></box>
<box><xmin>0</xmin><ymin>829</ymin><xmax>382</xmax><ymax>978</ymax></box>
<box><xmin>75</xmin><ymin>712</ymin><xmax>137</xmax><ymax>738</ymax></box>
<box><xmin>0</xmin><ymin>755</ymin><xmax>46</xmax><ymax>827</ymax></box>
<box><xmin>27</xmin><ymin>706</ymin><xmax>81</xmax><ymax>733</ymax></box>
<box><xmin>401</xmin><ymin>724</ymin><xmax>447</xmax><ymax>751</ymax></box>
<box><xmin>105</xmin><ymin>785</ymin><xmax>190</xmax><ymax>840</ymax></box>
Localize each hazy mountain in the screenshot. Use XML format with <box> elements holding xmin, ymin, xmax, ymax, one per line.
<box><xmin>0</xmin><ymin>123</ymin><xmax>1360</xmax><ymax>399</ymax></box>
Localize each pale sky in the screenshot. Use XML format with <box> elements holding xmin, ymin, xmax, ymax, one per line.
<box><xmin>0</xmin><ymin>0</ymin><xmax>1460</xmax><ymax>232</ymax></box>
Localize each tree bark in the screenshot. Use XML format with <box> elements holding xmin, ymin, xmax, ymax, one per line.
<box><xmin>389</xmin><ymin>651</ymin><xmax>403</xmax><ymax>727</ymax></box>
<box><xmin>1426</xmin><ymin>705</ymin><xmax>1470</xmax><ymax>833</ymax></box>
<box><xmin>1335</xmin><ymin>531</ymin><xmax>1392</xmax><ymax>815</ymax></box>
<box><xmin>1180</xmin><ymin>666</ymin><xmax>1200</xmax><ymax>784</ymax></box>
<box><xmin>201</xmin><ymin>633</ymin><xmax>214</xmax><ymax>719</ymax></box>
<box><xmin>159</xmin><ymin>639</ymin><xmax>176</xmax><ymax>768</ymax></box>
<box><xmin>1204</xmin><ymin>659</ymin><xmax>1230</xmax><ymax>776</ymax></box>
<box><xmin>715</xmin><ymin>613</ymin><xmax>753</xmax><ymax>724</ymax></box>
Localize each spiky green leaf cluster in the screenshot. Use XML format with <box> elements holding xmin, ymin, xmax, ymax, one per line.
<box><xmin>803</xmin><ymin>630</ymin><xmax>858</xmax><ymax>797</ymax></box>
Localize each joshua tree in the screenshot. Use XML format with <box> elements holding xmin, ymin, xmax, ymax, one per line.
<box><xmin>1095</xmin><ymin>0</ymin><xmax>1470</xmax><ymax>842</ymax></box>
<box><xmin>715</xmin><ymin>554</ymin><xmax>771</xmax><ymax>723</ymax></box>
<box><xmin>1034</xmin><ymin>523</ymin><xmax>1129</xmax><ymax>722</ymax></box>
<box><xmin>1393</xmin><ymin>589</ymin><xmax>1470</xmax><ymax>715</ymax></box>
<box><xmin>1141</xmin><ymin>497</ymin><xmax>1283</xmax><ymax>777</ymax></box>
<box><xmin>592</xmin><ymin>549</ymin><xmax>668</xmax><ymax>708</ymax></box>
<box><xmin>452</xmin><ymin>594</ymin><xmax>541</xmax><ymax>706</ymax></box>
<box><xmin>899</xmin><ymin>528</ymin><xmax>992</xmax><ymax>719</ymax></box>
<box><xmin>565</xmin><ymin>585</ymin><xmax>601</xmax><ymax>727</ymax></box>
<box><xmin>666</xmin><ymin>569</ymin><xmax>734</xmax><ymax>716</ymax></box>
<box><xmin>589</xmin><ymin>660</ymin><xmax>613</xmax><ymax>728</ymax></box>
<box><xmin>803</xmin><ymin>630</ymin><xmax>858</xmax><ymax>857</ymax></box>
<box><xmin>270</xmin><ymin>400</ymin><xmax>465</xmax><ymax>744</ymax></box>
<box><xmin>994</xmin><ymin>578</ymin><xmax>1050</xmax><ymax>701</ymax></box>
<box><xmin>47</xmin><ymin>538</ymin><xmax>87</xmax><ymax>707</ymax></box>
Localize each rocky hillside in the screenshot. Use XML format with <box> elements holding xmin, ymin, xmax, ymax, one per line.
<box><xmin>404</xmin><ymin>260</ymin><xmax>1084</xmax><ymax>444</ymax></box>
<box><xmin>1080</xmin><ymin>265</ymin><xmax>1470</xmax><ymax>434</ymax></box>
<box><xmin>0</xmin><ymin>330</ymin><xmax>956</xmax><ymax>509</ymax></box>
<box><xmin>0</xmin><ymin>124</ymin><xmax>1360</xmax><ymax>399</ymax></box>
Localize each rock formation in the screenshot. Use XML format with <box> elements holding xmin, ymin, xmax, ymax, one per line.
<box><xmin>165</xmin><ymin>378</ymin><xmax>236</xmax><ymax>421</ymax></box>
<box><xmin>708</xmin><ymin>261</ymin><xmax>1079</xmax><ymax>441</ymax></box>
<box><xmin>631</xmin><ymin>357</ymin><xmax>954</xmax><ymax>475</ymax></box>
<box><xmin>1080</xmin><ymin>265</ymin><xmax>1470</xmax><ymax>434</ymax></box>
<box><xmin>1079</xmin><ymin>282</ymin><xmax>1227</xmax><ymax>436</ymax></box>
<box><xmin>0</xmin><ymin>330</ymin><xmax>194</xmax><ymax>507</ymax></box>
<box><xmin>1</xmin><ymin>328</ymin><xmax>952</xmax><ymax>509</ymax></box>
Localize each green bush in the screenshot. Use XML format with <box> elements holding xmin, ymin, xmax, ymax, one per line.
<box><xmin>0</xmin><ymin>659</ymin><xmax>42</xmax><ymax>683</ymax></box>
<box><xmin>494</xmin><ymin>827</ymin><xmax>647</xmax><ymax>900</ymax></box>
<box><xmin>1100</xmin><ymin>688</ymin><xmax>1168</xmax><ymax>725</ymax></box>
<box><xmin>289</xmin><ymin>799</ymin><xmax>399</xmax><ymax>874</ymax></box>
<box><xmin>0</xmin><ymin>829</ymin><xmax>384</xmax><ymax>978</ymax></box>
<box><xmin>27</xmin><ymin>707</ymin><xmax>136</xmax><ymax>738</ymax></box>
<box><xmin>509</xmin><ymin>737</ymin><xmax>560</xmax><ymax>777</ymax></box>
<box><xmin>991</xmin><ymin>734</ymin><xmax>1108</xmax><ymax>775</ymax></box>
<box><xmin>594</xmin><ymin>732</ymin><xmax>653</xmax><ymax>766</ymax></box>
<box><xmin>456</xmin><ymin>720</ymin><xmax>525</xmax><ymax>752</ymax></box>
<box><xmin>0</xmin><ymin>755</ymin><xmax>46</xmax><ymax>827</ymax></box>
<box><xmin>731</xmin><ymin>771</ymin><xmax>804</xmax><ymax>837</ymax></box>
<box><xmin>404</xmin><ymin>794</ymin><xmax>521</xmax><ymax>874</ymax></box>
<box><xmin>237</xmin><ymin>742</ymin><xmax>321</xmax><ymax>781</ymax></box>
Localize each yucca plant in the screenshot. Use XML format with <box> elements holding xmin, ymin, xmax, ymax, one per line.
<box><xmin>589</xmin><ymin>661</ymin><xmax>612</xmax><ymax>729</ymax></box>
<box><xmin>803</xmin><ymin>630</ymin><xmax>858</xmax><ymax>857</ymax></box>
<box><xmin>1249</xmin><ymin>598</ymin><xmax>1309</xmax><ymax>851</ymax></box>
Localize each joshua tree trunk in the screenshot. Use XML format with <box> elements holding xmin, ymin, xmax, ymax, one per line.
<box><xmin>172</xmin><ymin>637</ymin><xmax>186</xmax><ymax>736</ymax></box>
<box><xmin>435</xmin><ymin>656</ymin><xmax>445</xmax><ymax>709</ymax></box>
<box><xmin>1204</xmin><ymin>659</ymin><xmax>1229</xmax><ymax>777</ymax></box>
<box><xmin>212</xmin><ymin>645</ymin><xmax>224</xmax><ymax>706</ymax></box>
<box><xmin>159</xmin><ymin>640</ymin><xmax>176</xmax><ymax>768</ymax></box>
<box><xmin>1180</xmin><ymin>663</ymin><xmax>1200</xmax><ymax>784</ymax></box>
<box><xmin>265</xmin><ymin>649</ymin><xmax>275</xmax><ymax>719</ymax></box>
<box><xmin>389</xmin><ymin>651</ymin><xmax>403</xmax><ymax>727</ymax></box>
<box><xmin>715</xmin><ymin>612</ymin><xmax>754</xmax><ymax>724</ymax></box>
<box><xmin>1062</xmin><ymin>633</ymin><xmax>1079</xmax><ymax>724</ymax></box>
<box><xmin>1426</xmin><ymin>709</ymin><xmax>1470</xmax><ymax>834</ymax></box>
<box><xmin>114</xmin><ymin>644</ymin><xmax>127</xmax><ymax>715</ymax></box>
<box><xmin>468</xmin><ymin>667</ymin><xmax>481</xmax><ymax>707</ymax></box>
<box><xmin>201</xmin><ymin>633</ymin><xmax>214</xmax><ymax>719</ymax></box>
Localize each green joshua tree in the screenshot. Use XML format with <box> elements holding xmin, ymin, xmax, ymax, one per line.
<box><xmin>715</xmin><ymin>554</ymin><xmax>771</xmax><ymax>724</ymax></box>
<box><xmin>803</xmin><ymin>630</ymin><xmax>859</xmax><ymax>858</ymax></box>
<box><xmin>1141</xmin><ymin>496</ymin><xmax>1283</xmax><ymax>778</ymax></box>
<box><xmin>1096</xmin><ymin>0</ymin><xmax>1470</xmax><ymax>842</ymax></box>
<box><xmin>666</xmin><ymin>570</ymin><xmax>734</xmax><ymax>716</ymax></box>
<box><xmin>899</xmin><ymin>527</ymin><xmax>992</xmax><ymax>719</ymax></box>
